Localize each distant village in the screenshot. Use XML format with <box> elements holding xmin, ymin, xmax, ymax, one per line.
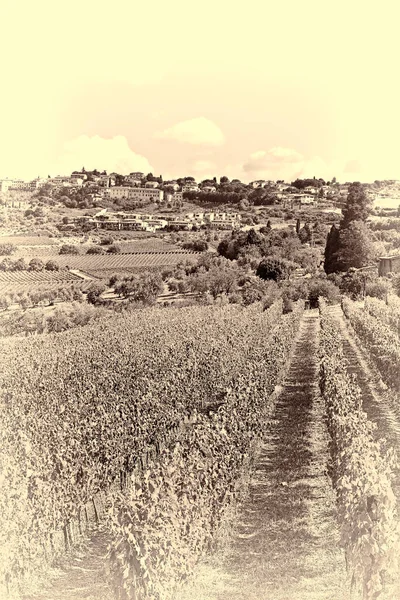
<box><xmin>1</xmin><ymin>170</ymin><xmax>399</xmax><ymax>233</ymax></box>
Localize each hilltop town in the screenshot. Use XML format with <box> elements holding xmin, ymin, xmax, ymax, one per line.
<box><xmin>2</xmin><ymin>169</ymin><xmax>400</xmax><ymax>238</ymax></box>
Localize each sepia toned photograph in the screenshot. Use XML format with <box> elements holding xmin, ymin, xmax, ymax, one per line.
<box><xmin>1</xmin><ymin>1</ymin><xmax>400</xmax><ymax>599</ymax></box>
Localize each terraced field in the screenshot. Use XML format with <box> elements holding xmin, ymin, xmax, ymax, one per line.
<box><xmin>54</xmin><ymin>251</ymin><xmax>200</xmax><ymax>277</ymax></box>
<box><xmin>0</xmin><ymin>270</ymin><xmax>94</xmax><ymax>295</ymax></box>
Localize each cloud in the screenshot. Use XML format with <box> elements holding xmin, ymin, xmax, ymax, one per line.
<box><xmin>154</xmin><ymin>117</ymin><xmax>225</xmax><ymax>146</ymax></box>
<box><xmin>241</xmin><ymin>147</ymin><xmax>350</xmax><ymax>182</ymax></box>
<box><xmin>51</xmin><ymin>135</ymin><xmax>153</xmax><ymax>176</ymax></box>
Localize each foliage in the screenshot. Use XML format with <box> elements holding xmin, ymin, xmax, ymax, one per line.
<box><xmin>324</xmin><ymin>183</ymin><xmax>374</xmax><ymax>274</ymax></box>
<box><xmin>29</xmin><ymin>258</ymin><xmax>45</xmax><ymax>271</ymax></box>
<box><xmin>107</xmin><ymin>244</ymin><xmax>122</xmax><ymax>254</ymax></box>
<box><xmin>0</xmin><ymin>300</ymin><xmax>302</xmax><ymax>595</ymax></box>
<box><xmin>0</xmin><ymin>300</ymin><xmax>103</xmax><ymax>338</ymax></box>
<box><xmin>45</xmin><ymin>260</ymin><xmax>60</xmax><ymax>271</ymax></box>
<box><xmin>291</xmin><ymin>178</ymin><xmax>325</xmax><ymax>190</ymax></box>
<box><xmin>86</xmin><ymin>246</ymin><xmax>104</xmax><ymax>254</ymax></box>
<box><xmin>363</xmin><ymin>295</ymin><xmax>400</xmax><ymax>336</ymax></box>
<box><xmin>336</xmin><ymin>222</ymin><xmax>378</xmax><ymax>270</ymax></box>
<box><xmin>59</xmin><ymin>244</ymin><xmax>80</xmax><ymax>255</ymax></box>
<box><xmin>256</xmin><ymin>257</ymin><xmax>297</xmax><ymax>282</ymax></box>
<box><xmin>324</xmin><ymin>225</ymin><xmax>342</xmax><ymax>274</ymax></box>
<box><xmin>341</xmin><ymin>183</ymin><xmax>372</xmax><ymax>228</ymax></box>
<box><xmin>0</xmin><ymin>243</ymin><xmax>16</xmax><ymax>256</ymax></box>
<box><xmin>364</xmin><ymin>279</ymin><xmax>391</xmax><ymax>300</ymax></box>
<box><xmin>86</xmin><ymin>282</ymin><xmax>107</xmax><ymax>305</ymax></box>
<box><xmin>319</xmin><ymin>300</ymin><xmax>400</xmax><ymax>599</ymax></box>
<box><xmin>107</xmin><ymin>303</ymin><xmax>303</xmax><ymax>599</ymax></box>
<box><xmin>115</xmin><ymin>272</ymin><xmax>163</xmax><ymax>305</ymax></box>
<box><xmin>181</xmin><ymin>240</ymin><xmax>208</xmax><ymax>252</ymax></box>
<box><xmin>342</xmin><ymin>298</ymin><xmax>400</xmax><ymax>391</ymax></box>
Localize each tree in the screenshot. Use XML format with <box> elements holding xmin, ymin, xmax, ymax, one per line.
<box><xmin>12</xmin><ymin>258</ymin><xmax>28</xmax><ymax>271</ymax></box>
<box><xmin>336</xmin><ymin>221</ymin><xmax>377</xmax><ymax>270</ymax></box>
<box><xmin>29</xmin><ymin>258</ymin><xmax>45</xmax><ymax>271</ymax></box>
<box><xmin>341</xmin><ymin>182</ymin><xmax>372</xmax><ymax>228</ymax></box>
<box><xmin>45</xmin><ymin>260</ymin><xmax>59</xmax><ymax>271</ymax></box>
<box><xmin>324</xmin><ymin>224</ymin><xmax>342</xmax><ymax>274</ymax></box>
<box><xmin>87</xmin><ymin>246</ymin><xmax>103</xmax><ymax>254</ymax></box>
<box><xmin>220</xmin><ymin>176</ymin><xmax>229</xmax><ymax>184</ymax></box>
<box><xmin>256</xmin><ymin>257</ymin><xmax>297</xmax><ymax>282</ymax></box>
<box><xmin>115</xmin><ymin>272</ymin><xmax>163</xmax><ymax>305</ymax></box>
<box><xmin>87</xmin><ymin>283</ymin><xmax>106</xmax><ymax>305</ymax></box>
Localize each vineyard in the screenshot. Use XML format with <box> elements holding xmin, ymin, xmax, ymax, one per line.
<box><xmin>342</xmin><ymin>297</ymin><xmax>400</xmax><ymax>391</ymax></box>
<box><xmin>0</xmin><ymin>270</ymin><xmax>91</xmax><ymax>295</ymax></box>
<box><xmin>1</xmin><ymin>294</ymin><xmax>400</xmax><ymax>599</ymax></box>
<box><xmin>54</xmin><ymin>251</ymin><xmax>201</xmax><ymax>276</ymax></box>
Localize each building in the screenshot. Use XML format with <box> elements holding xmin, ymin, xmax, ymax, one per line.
<box><xmin>293</xmin><ymin>194</ymin><xmax>315</xmax><ymax>205</ymax></box>
<box><xmin>304</xmin><ymin>186</ymin><xmax>318</xmax><ymax>195</ymax></box>
<box><xmin>378</xmin><ymin>255</ymin><xmax>400</xmax><ymax>276</ymax></box>
<box><xmin>144</xmin><ymin>181</ymin><xmax>160</xmax><ymax>188</ymax></box>
<box><xmin>182</xmin><ymin>184</ymin><xmax>200</xmax><ymax>193</ymax></box>
<box><xmin>208</xmin><ymin>219</ymin><xmax>240</xmax><ymax>230</ymax></box>
<box><xmin>250</xmin><ymin>180</ymin><xmax>269</xmax><ymax>189</ymax></box>
<box><xmin>129</xmin><ymin>172</ymin><xmax>144</xmax><ymax>180</ymax></box>
<box><xmin>125</xmin><ymin>175</ymin><xmax>143</xmax><ymax>186</ymax></box>
<box><xmin>71</xmin><ymin>172</ymin><xmax>87</xmax><ymax>181</ymax></box>
<box><xmin>105</xmin><ymin>186</ymin><xmax>164</xmax><ymax>203</ymax></box>
<box><xmin>201</xmin><ymin>186</ymin><xmax>217</xmax><ymax>193</ymax></box>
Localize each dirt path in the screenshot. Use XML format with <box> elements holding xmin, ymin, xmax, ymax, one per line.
<box><xmin>326</xmin><ymin>304</ymin><xmax>400</xmax><ymax>501</ymax></box>
<box><xmin>22</xmin><ymin>525</ymin><xmax>112</xmax><ymax>600</ymax></box>
<box><xmin>177</xmin><ymin>311</ymin><xmax>348</xmax><ymax>600</ymax></box>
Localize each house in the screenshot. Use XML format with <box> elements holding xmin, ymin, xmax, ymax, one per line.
<box><xmin>182</xmin><ymin>184</ymin><xmax>200</xmax><ymax>193</ymax></box>
<box><xmin>71</xmin><ymin>172</ymin><xmax>88</xmax><ymax>181</ymax></box>
<box><xmin>208</xmin><ymin>219</ymin><xmax>239</xmax><ymax>230</ymax></box>
<box><xmin>304</xmin><ymin>186</ymin><xmax>318</xmax><ymax>195</ymax></box>
<box><xmin>129</xmin><ymin>172</ymin><xmax>144</xmax><ymax>180</ymax></box>
<box><xmin>165</xmin><ymin>182</ymin><xmax>180</xmax><ymax>191</ymax></box>
<box><xmin>201</xmin><ymin>186</ymin><xmax>217</xmax><ymax>193</ymax></box>
<box><xmin>250</xmin><ymin>180</ymin><xmax>268</xmax><ymax>189</ymax></box>
<box><xmin>144</xmin><ymin>181</ymin><xmax>160</xmax><ymax>188</ymax></box>
<box><xmin>294</xmin><ymin>194</ymin><xmax>315</xmax><ymax>205</ymax></box>
<box><xmin>378</xmin><ymin>255</ymin><xmax>400</xmax><ymax>276</ymax></box>
<box><xmin>143</xmin><ymin>219</ymin><xmax>168</xmax><ymax>231</ymax></box>
<box><xmin>105</xmin><ymin>186</ymin><xmax>164</xmax><ymax>203</ymax></box>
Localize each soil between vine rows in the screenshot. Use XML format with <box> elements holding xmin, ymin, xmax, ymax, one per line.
<box><xmin>176</xmin><ymin>311</ymin><xmax>348</xmax><ymax>600</ymax></box>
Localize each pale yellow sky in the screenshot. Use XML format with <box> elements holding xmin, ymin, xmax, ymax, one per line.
<box><xmin>1</xmin><ymin>0</ymin><xmax>399</xmax><ymax>182</ymax></box>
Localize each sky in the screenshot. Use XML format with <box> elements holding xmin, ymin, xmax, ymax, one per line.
<box><xmin>1</xmin><ymin>0</ymin><xmax>400</xmax><ymax>183</ymax></box>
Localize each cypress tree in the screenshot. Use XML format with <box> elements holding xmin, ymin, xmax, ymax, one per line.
<box><xmin>324</xmin><ymin>224</ymin><xmax>342</xmax><ymax>274</ymax></box>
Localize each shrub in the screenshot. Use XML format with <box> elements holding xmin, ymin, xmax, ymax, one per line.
<box><xmin>100</xmin><ymin>236</ymin><xmax>114</xmax><ymax>245</ymax></box>
<box><xmin>59</xmin><ymin>244</ymin><xmax>80</xmax><ymax>255</ymax></box>
<box><xmin>86</xmin><ymin>246</ymin><xmax>103</xmax><ymax>255</ymax></box>
<box><xmin>365</xmin><ymin>279</ymin><xmax>391</xmax><ymax>300</ymax></box>
<box><xmin>107</xmin><ymin>244</ymin><xmax>121</xmax><ymax>254</ymax></box>
<box><xmin>256</xmin><ymin>257</ymin><xmax>297</xmax><ymax>282</ymax></box>
<box><xmin>28</xmin><ymin>258</ymin><xmax>45</xmax><ymax>271</ymax></box>
<box><xmin>307</xmin><ymin>278</ymin><xmax>341</xmax><ymax>308</ymax></box>
<box><xmin>86</xmin><ymin>283</ymin><xmax>106</xmax><ymax>305</ymax></box>
<box><xmin>0</xmin><ymin>243</ymin><xmax>16</xmax><ymax>256</ymax></box>
<box><xmin>45</xmin><ymin>260</ymin><xmax>59</xmax><ymax>271</ymax></box>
